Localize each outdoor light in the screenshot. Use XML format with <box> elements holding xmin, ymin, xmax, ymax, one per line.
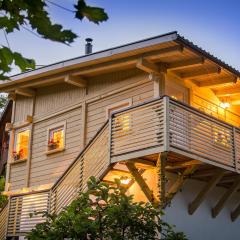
<box><xmin>220</xmin><ymin>102</ymin><xmax>230</xmax><ymax>109</ymax></box>
<box><xmin>120</xmin><ymin>177</ymin><xmax>131</xmax><ymax>185</ymax></box>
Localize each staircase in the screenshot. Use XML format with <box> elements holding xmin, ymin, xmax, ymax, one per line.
<box><xmin>1</xmin><ymin>96</ymin><xmax>240</xmax><ymax>239</ymax></box>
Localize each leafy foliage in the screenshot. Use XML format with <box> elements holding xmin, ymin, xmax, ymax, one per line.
<box><xmin>0</xmin><ymin>93</ymin><xmax>7</xmax><ymax>110</ymax></box>
<box><xmin>0</xmin><ymin>0</ymin><xmax>108</xmax><ymax>78</ymax></box>
<box><xmin>0</xmin><ymin>176</ymin><xmax>7</xmax><ymax>209</ymax></box>
<box><xmin>27</xmin><ymin>177</ymin><xmax>188</xmax><ymax>240</ymax></box>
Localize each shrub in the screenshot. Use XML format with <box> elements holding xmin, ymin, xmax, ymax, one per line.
<box><xmin>27</xmin><ymin>177</ymin><xmax>188</xmax><ymax>240</ymax></box>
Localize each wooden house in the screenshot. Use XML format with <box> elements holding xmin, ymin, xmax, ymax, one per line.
<box><xmin>0</xmin><ymin>31</ymin><xmax>240</xmax><ymax>239</ymax></box>
<box><xmin>0</xmin><ymin>101</ymin><xmax>12</xmax><ymax>176</ymax></box>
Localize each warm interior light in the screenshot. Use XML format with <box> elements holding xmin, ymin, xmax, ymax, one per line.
<box><xmin>220</xmin><ymin>102</ymin><xmax>230</xmax><ymax>109</ymax></box>
<box><xmin>171</xmin><ymin>95</ymin><xmax>178</xmax><ymax>100</ymax></box>
<box><xmin>120</xmin><ymin>177</ymin><xmax>131</xmax><ymax>185</ymax></box>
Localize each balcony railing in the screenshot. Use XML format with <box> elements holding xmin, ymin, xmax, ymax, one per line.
<box><xmin>3</xmin><ymin>96</ymin><xmax>240</xmax><ymax>238</ymax></box>
<box><xmin>110</xmin><ymin>96</ymin><xmax>240</xmax><ymax>173</ymax></box>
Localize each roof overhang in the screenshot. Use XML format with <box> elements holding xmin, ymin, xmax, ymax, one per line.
<box><xmin>0</xmin><ymin>31</ymin><xmax>239</xmax><ymax>94</ymax></box>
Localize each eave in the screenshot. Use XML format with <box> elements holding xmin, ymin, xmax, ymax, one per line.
<box><xmin>0</xmin><ymin>31</ymin><xmax>239</xmax><ymax>96</ymax></box>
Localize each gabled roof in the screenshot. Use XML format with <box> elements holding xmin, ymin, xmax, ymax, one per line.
<box><xmin>0</xmin><ymin>31</ymin><xmax>239</xmax><ymax>92</ymax></box>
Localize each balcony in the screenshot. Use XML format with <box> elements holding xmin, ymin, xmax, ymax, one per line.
<box><xmin>110</xmin><ymin>96</ymin><xmax>240</xmax><ymax>173</ymax></box>
<box><xmin>2</xmin><ymin>96</ymin><xmax>240</xmax><ymax>238</ymax></box>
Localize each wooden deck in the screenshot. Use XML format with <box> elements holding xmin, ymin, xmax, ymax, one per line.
<box><xmin>110</xmin><ymin>96</ymin><xmax>240</xmax><ymax>173</ymax></box>
<box><xmin>2</xmin><ymin>96</ymin><xmax>240</xmax><ymax>238</ymax></box>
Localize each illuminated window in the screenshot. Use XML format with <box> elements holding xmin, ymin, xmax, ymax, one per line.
<box><xmin>106</xmin><ymin>99</ymin><xmax>132</xmax><ymax>135</ymax></box>
<box><xmin>13</xmin><ymin>129</ymin><xmax>30</xmax><ymax>161</ymax></box>
<box><xmin>47</xmin><ymin>124</ymin><xmax>65</xmax><ymax>152</ymax></box>
<box><xmin>115</xmin><ymin>113</ymin><xmax>130</xmax><ymax>134</ymax></box>
<box><xmin>106</xmin><ymin>99</ymin><xmax>132</xmax><ymax>119</ymax></box>
<box><xmin>212</xmin><ymin>126</ymin><xmax>231</xmax><ymax>148</ymax></box>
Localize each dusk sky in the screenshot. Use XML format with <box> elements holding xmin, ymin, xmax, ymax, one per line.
<box><xmin>2</xmin><ymin>0</ymin><xmax>239</xmax><ymax>74</ymax></box>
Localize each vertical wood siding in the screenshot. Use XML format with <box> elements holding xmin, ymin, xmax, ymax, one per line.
<box><xmin>34</xmin><ymin>83</ymin><xmax>84</xmax><ymax>117</ymax></box>
<box><xmin>86</xmin><ymin>77</ymin><xmax>154</xmax><ymax>143</ymax></box>
<box><xmin>87</xmin><ymin>69</ymin><xmax>143</xmax><ymax>97</ymax></box>
<box><xmin>29</xmin><ymin>107</ymin><xmax>82</xmax><ymax>187</ymax></box>
<box><xmin>14</xmin><ymin>95</ymin><xmax>33</xmax><ymax>123</ymax></box>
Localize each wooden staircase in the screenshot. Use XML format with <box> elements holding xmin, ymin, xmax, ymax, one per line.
<box><xmin>1</xmin><ymin>96</ymin><xmax>240</xmax><ymax>239</ymax></box>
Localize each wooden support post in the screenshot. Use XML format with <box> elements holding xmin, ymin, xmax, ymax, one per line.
<box><xmin>166</xmin><ymin>165</ymin><xmax>198</xmax><ymax>206</ymax></box>
<box><xmin>81</xmin><ymin>101</ymin><xmax>87</xmax><ymax>149</ymax></box>
<box><xmin>149</xmin><ymin>72</ymin><xmax>165</xmax><ymax>98</ymax></box>
<box><xmin>157</xmin><ymin>152</ymin><xmax>167</xmax><ymax>208</ymax></box>
<box><xmin>212</xmin><ymin>176</ymin><xmax>240</xmax><ymax>218</ymax></box>
<box><xmin>231</xmin><ymin>202</ymin><xmax>240</xmax><ymax>222</ymax></box>
<box><xmin>126</xmin><ymin>162</ymin><xmax>156</xmax><ymax>203</ymax></box>
<box><xmin>188</xmin><ymin>169</ymin><xmax>224</xmax><ymax>215</ymax></box>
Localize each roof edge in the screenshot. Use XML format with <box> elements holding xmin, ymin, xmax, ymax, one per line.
<box><xmin>176</xmin><ymin>34</ymin><xmax>240</xmax><ymax>77</ymax></box>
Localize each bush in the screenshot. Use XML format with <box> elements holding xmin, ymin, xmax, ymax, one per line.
<box><xmin>0</xmin><ymin>176</ymin><xmax>7</xmax><ymax>209</ymax></box>
<box><xmin>27</xmin><ymin>177</ymin><xmax>188</xmax><ymax>240</ymax></box>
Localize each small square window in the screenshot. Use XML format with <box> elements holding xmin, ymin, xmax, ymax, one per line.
<box><xmin>47</xmin><ymin>124</ymin><xmax>65</xmax><ymax>153</ymax></box>
<box><xmin>13</xmin><ymin>129</ymin><xmax>30</xmax><ymax>161</ymax></box>
<box><xmin>212</xmin><ymin>126</ymin><xmax>231</xmax><ymax>149</ymax></box>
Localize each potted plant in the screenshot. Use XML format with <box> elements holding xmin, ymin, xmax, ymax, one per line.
<box><xmin>12</xmin><ymin>149</ymin><xmax>24</xmax><ymax>161</ymax></box>
<box><xmin>48</xmin><ymin>139</ymin><xmax>59</xmax><ymax>151</ymax></box>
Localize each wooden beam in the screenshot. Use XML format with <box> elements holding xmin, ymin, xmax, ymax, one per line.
<box><xmin>188</xmin><ymin>169</ymin><xmax>224</xmax><ymax>215</ymax></box>
<box><xmin>167</xmin><ymin>57</ymin><xmax>205</xmax><ymax>71</ymax></box>
<box><xmin>72</xmin><ymin>45</ymin><xmax>183</xmax><ymax>76</ymax></box>
<box><xmin>157</xmin><ymin>152</ymin><xmax>167</xmax><ymax>208</ymax></box>
<box><xmin>231</xmin><ymin>202</ymin><xmax>240</xmax><ymax>222</ymax></box>
<box><xmin>8</xmin><ymin>92</ymin><xmax>16</xmax><ymax>101</ymax></box>
<box><xmin>136</xmin><ymin>58</ymin><xmax>164</xmax><ymax>74</ymax></box>
<box><xmin>126</xmin><ymin>162</ymin><xmax>156</xmax><ymax>203</ymax></box>
<box><xmin>166</xmin><ymin>160</ymin><xmax>203</xmax><ymax>170</ymax></box>
<box><xmin>64</xmin><ymin>75</ymin><xmax>87</xmax><ymax>88</ymax></box>
<box><xmin>195</xmin><ymin>77</ymin><xmax>237</xmax><ymax>88</ymax></box>
<box><xmin>109</xmin><ymin>169</ymin><xmax>131</xmax><ymax>177</ymax></box>
<box><xmin>166</xmin><ymin>165</ymin><xmax>198</xmax><ymax>206</ymax></box>
<box><xmin>180</xmin><ymin>67</ymin><xmax>221</xmax><ymax>80</ymax></box>
<box><xmin>212</xmin><ymin>176</ymin><xmax>240</xmax><ymax>218</ymax></box>
<box><xmin>15</xmin><ymin>88</ymin><xmax>35</xmax><ymax>97</ymax></box>
<box><xmin>214</xmin><ymin>87</ymin><xmax>240</xmax><ymax>97</ymax></box>
<box><xmin>127</xmin><ymin>158</ymin><xmax>156</xmax><ymax>170</ymax></box>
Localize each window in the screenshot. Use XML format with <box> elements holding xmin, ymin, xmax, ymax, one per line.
<box><xmin>212</xmin><ymin>126</ymin><xmax>231</xmax><ymax>149</ymax></box>
<box><xmin>106</xmin><ymin>99</ymin><xmax>132</xmax><ymax>119</ymax></box>
<box><xmin>106</xmin><ymin>99</ymin><xmax>132</xmax><ymax>136</ymax></box>
<box><xmin>13</xmin><ymin>129</ymin><xmax>30</xmax><ymax>161</ymax></box>
<box><xmin>47</xmin><ymin>123</ymin><xmax>65</xmax><ymax>153</ymax></box>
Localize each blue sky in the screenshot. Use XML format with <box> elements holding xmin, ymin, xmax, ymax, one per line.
<box><xmin>2</xmin><ymin>0</ymin><xmax>240</xmax><ymax>73</ymax></box>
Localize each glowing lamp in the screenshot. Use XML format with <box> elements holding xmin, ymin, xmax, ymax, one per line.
<box><xmin>220</xmin><ymin>102</ymin><xmax>230</xmax><ymax>109</ymax></box>
<box><xmin>120</xmin><ymin>177</ymin><xmax>131</xmax><ymax>185</ymax></box>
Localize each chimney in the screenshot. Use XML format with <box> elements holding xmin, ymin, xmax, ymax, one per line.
<box><xmin>85</xmin><ymin>38</ymin><xmax>93</xmax><ymax>55</ymax></box>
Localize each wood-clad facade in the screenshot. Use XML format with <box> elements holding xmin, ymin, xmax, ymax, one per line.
<box><xmin>0</xmin><ymin>32</ymin><xmax>240</xmax><ymax>239</ymax></box>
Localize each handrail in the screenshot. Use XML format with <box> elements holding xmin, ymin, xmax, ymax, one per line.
<box><xmin>52</xmin><ymin>119</ymin><xmax>109</xmax><ymax>189</ymax></box>
<box><xmin>111</xmin><ymin>95</ymin><xmax>240</xmax><ymax>131</ymax></box>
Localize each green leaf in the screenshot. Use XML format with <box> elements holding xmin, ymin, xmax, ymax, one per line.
<box><xmin>13</xmin><ymin>52</ymin><xmax>36</xmax><ymax>72</ymax></box>
<box><xmin>75</xmin><ymin>0</ymin><xmax>108</xmax><ymax>24</ymax></box>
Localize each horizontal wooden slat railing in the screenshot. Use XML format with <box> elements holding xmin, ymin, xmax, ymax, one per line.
<box><xmin>3</xmin><ymin>96</ymin><xmax>240</xmax><ymax>238</ymax></box>
<box><xmin>110</xmin><ymin>96</ymin><xmax>240</xmax><ymax>173</ymax></box>
<box><xmin>4</xmin><ymin>121</ymin><xmax>110</xmax><ymax>237</ymax></box>
<box><xmin>0</xmin><ymin>203</ymin><xmax>8</xmax><ymax>240</ymax></box>
<box><xmin>50</xmin><ymin>122</ymin><xmax>110</xmax><ymax>214</ymax></box>
<box><xmin>110</xmin><ymin>98</ymin><xmax>166</xmax><ymax>162</ymax></box>
<box><xmin>7</xmin><ymin>191</ymin><xmax>50</xmax><ymax>237</ymax></box>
